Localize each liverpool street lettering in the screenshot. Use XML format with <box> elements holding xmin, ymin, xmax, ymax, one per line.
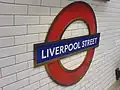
<box><xmin>34</xmin><ymin>33</ymin><xmax>100</xmax><ymax>65</ymax></box>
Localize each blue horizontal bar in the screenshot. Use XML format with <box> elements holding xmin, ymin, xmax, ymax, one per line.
<box><xmin>34</xmin><ymin>33</ymin><xmax>100</xmax><ymax>65</ymax></box>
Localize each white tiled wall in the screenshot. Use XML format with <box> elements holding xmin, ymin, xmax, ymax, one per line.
<box><xmin>61</xmin><ymin>20</ymin><xmax>88</xmax><ymax>70</ymax></box>
<box><xmin>0</xmin><ymin>0</ymin><xmax>120</xmax><ymax>90</ymax></box>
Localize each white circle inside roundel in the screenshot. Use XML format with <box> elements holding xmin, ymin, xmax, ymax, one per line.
<box><xmin>60</xmin><ymin>20</ymin><xmax>89</xmax><ymax>70</ymax></box>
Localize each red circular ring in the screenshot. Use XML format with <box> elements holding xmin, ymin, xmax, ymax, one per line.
<box><xmin>45</xmin><ymin>1</ymin><xmax>97</xmax><ymax>86</ymax></box>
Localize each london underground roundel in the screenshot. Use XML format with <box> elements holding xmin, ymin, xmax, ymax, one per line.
<box><xmin>34</xmin><ymin>1</ymin><xmax>100</xmax><ymax>86</ymax></box>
